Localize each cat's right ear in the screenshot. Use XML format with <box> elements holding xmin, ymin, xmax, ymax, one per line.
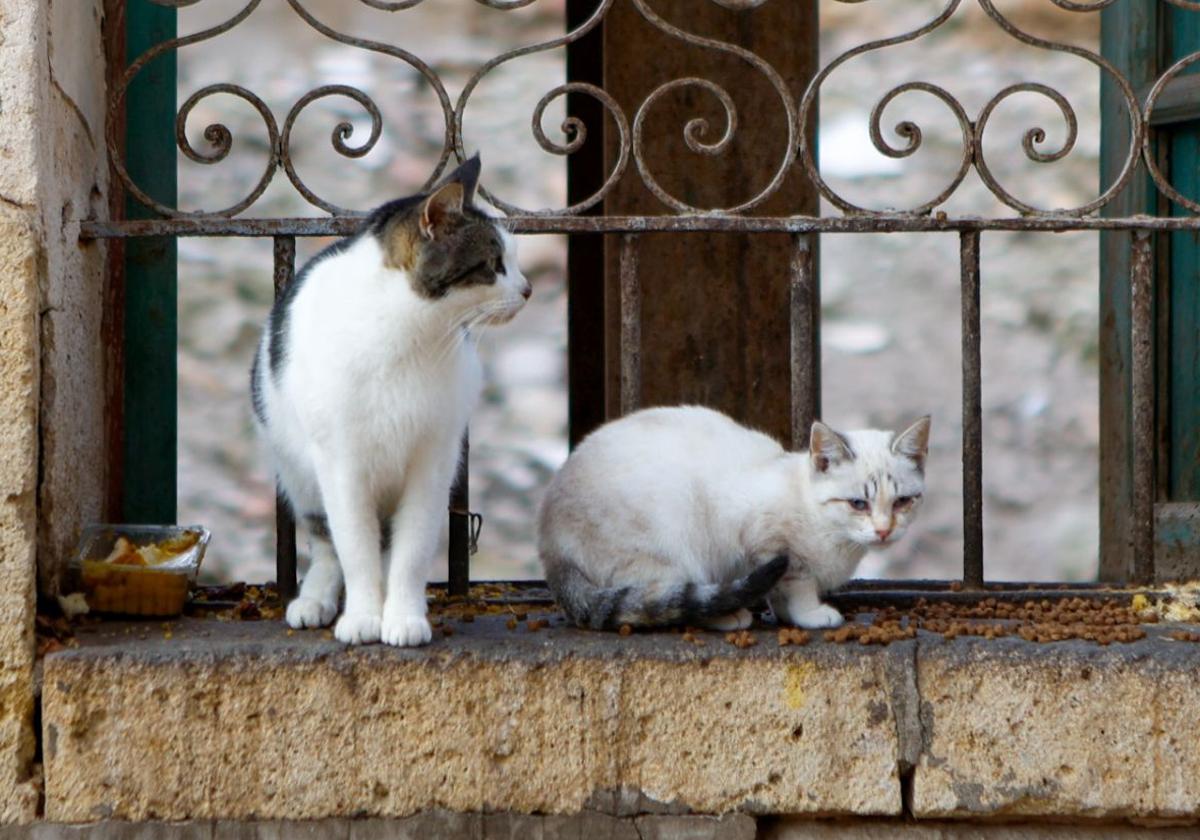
<box><xmin>420</xmin><ymin>181</ymin><xmax>465</xmax><ymax>240</ymax></box>
<box><xmin>810</xmin><ymin>420</ymin><xmax>853</xmax><ymax>473</ymax></box>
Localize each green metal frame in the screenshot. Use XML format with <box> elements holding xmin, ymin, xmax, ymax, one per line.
<box><xmin>120</xmin><ymin>0</ymin><xmax>178</xmax><ymax>523</ymax></box>
<box><xmin>1166</xmin><ymin>8</ymin><xmax>1200</xmax><ymax>501</ymax></box>
<box><xmin>1101</xmin><ymin>4</ymin><xmax>1200</xmax><ymax>579</ymax></box>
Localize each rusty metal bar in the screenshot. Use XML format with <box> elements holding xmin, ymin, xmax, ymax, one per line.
<box><xmin>789</xmin><ymin>233</ymin><xmax>819</xmax><ymax>450</ymax></box>
<box><xmin>79</xmin><ymin>214</ymin><xmax>1200</xmax><ymax>241</ymax></box>
<box><xmin>960</xmin><ymin>231</ymin><xmax>984</xmax><ymax>589</ymax></box>
<box><xmin>1130</xmin><ymin>230</ymin><xmax>1155</xmax><ymax>584</ymax></box>
<box><xmin>618</xmin><ymin>233</ymin><xmax>641</xmax><ymax>415</ymax></box>
<box><xmin>272</xmin><ymin>235</ymin><xmax>298</xmax><ymax>601</ymax></box>
<box><xmin>448</xmin><ymin>435</ymin><xmax>470</xmax><ymax>598</ymax></box>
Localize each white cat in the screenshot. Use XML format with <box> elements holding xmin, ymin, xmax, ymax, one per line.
<box><xmin>251</xmin><ymin>156</ymin><xmax>529</xmax><ymax>646</ymax></box>
<box><xmin>538</xmin><ymin>406</ymin><xmax>930</xmax><ymax>630</ymax></box>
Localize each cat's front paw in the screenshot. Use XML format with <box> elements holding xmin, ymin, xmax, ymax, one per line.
<box><xmin>381</xmin><ymin>613</ymin><xmax>432</xmax><ymax>647</ymax></box>
<box><xmin>789</xmin><ymin>603</ymin><xmax>844</xmax><ymax>629</ymax></box>
<box><xmin>335</xmin><ymin>612</ymin><xmax>382</xmax><ymax>645</ymax></box>
<box><xmin>286</xmin><ymin>596</ymin><xmax>338</xmax><ymax>629</ymax></box>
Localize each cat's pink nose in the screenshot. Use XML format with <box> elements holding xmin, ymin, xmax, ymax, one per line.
<box><xmin>875</xmin><ymin>527</ymin><xmax>892</xmax><ymax>542</ymax></box>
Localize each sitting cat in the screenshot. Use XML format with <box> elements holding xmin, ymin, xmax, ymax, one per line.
<box><xmin>251</xmin><ymin>155</ymin><xmax>530</xmax><ymax>646</ymax></box>
<box><xmin>538</xmin><ymin>406</ymin><xmax>930</xmax><ymax>630</ymax></box>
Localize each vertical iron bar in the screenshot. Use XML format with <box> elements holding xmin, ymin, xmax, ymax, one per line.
<box><xmin>619</xmin><ymin>233</ymin><xmax>641</xmax><ymax>415</ymax></box>
<box><xmin>1130</xmin><ymin>230</ymin><xmax>1155</xmax><ymax>584</ymax></box>
<box><xmin>565</xmin><ymin>0</ymin><xmax>606</xmax><ymax>447</ymax></box>
<box><xmin>448</xmin><ymin>435</ymin><xmax>470</xmax><ymax>597</ymax></box>
<box><xmin>789</xmin><ymin>233</ymin><xmax>820</xmax><ymax>450</ymax></box>
<box><xmin>960</xmin><ymin>231</ymin><xmax>984</xmax><ymax>589</ymax></box>
<box><xmin>272</xmin><ymin>236</ymin><xmax>298</xmax><ymax>600</ymax></box>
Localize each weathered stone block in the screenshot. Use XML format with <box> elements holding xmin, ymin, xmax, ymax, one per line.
<box><xmin>912</xmin><ymin>638</ymin><xmax>1200</xmax><ymax>819</ymax></box>
<box><xmin>41</xmin><ymin>619</ymin><xmax>904</xmax><ymax>822</ymax></box>
<box><xmin>763</xmin><ymin>817</ymin><xmax>1200</xmax><ymax>839</ymax></box>
<box><xmin>633</xmin><ymin>814</ymin><xmax>757</xmax><ymax>840</ymax></box>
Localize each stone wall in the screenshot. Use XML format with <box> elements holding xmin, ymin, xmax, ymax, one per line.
<box><xmin>0</xmin><ymin>0</ymin><xmax>109</xmax><ymax>823</ymax></box>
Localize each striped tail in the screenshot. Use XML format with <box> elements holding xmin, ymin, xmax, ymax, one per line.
<box><xmin>546</xmin><ymin>556</ymin><xmax>789</xmax><ymax>630</ymax></box>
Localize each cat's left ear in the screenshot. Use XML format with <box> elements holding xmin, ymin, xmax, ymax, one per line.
<box><xmin>420</xmin><ymin>182</ymin><xmax>464</xmax><ymax>239</ymax></box>
<box><xmin>420</xmin><ymin>154</ymin><xmax>481</xmax><ymax>239</ymax></box>
<box><xmin>443</xmin><ymin>153</ymin><xmax>481</xmax><ymax>206</ymax></box>
<box><xmin>891</xmin><ymin>415</ymin><xmax>931</xmax><ymax>470</ymax></box>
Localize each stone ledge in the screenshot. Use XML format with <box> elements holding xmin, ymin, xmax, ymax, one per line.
<box><xmin>38</xmin><ymin>616</ymin><xmax>1200</xmax><ymax>824</ymax></box>
<box><xmin>41</xmin><ymin>617</ymin><xmax>904</xmax><ymax>822</ymax></box>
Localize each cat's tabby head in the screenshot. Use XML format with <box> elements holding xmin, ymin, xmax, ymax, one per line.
<box><xmin>808</xmin><ymin>416</ymin><xmax>931</xmax><ymax>548</ymax></box>
<box><xmin>370</xmin><ymin>155</ymin><xmax>530</xmax><ymax>323</ymax></box>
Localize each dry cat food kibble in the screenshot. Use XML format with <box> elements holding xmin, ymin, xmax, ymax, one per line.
<box><xmin>777</xmin><ymin>627</ymin><xmax>811</xmax><ymax>647</ymax></box>
<box><xmin>619</xmin><ymin>624</ymin><xmax>633</xmax><ymax>637</ymax></box>
<box><xmin>1168</xmin><ymin>630</ymin><xmax>1200</xmax><ymax>642</ymax></box>
<box><xmin>724</xmin><ymin>630</ymin><xmax>757</xmax><ymax>649</ymax></box>
<box><xmin>816</xmin><ymin>595</ymin><xmax>1163</xmax><ymax>646</ymax></box>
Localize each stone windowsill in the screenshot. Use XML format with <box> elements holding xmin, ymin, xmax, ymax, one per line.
<box><xmin>40</xmin><ymin>614</ymin><xmax>1200</xmax><ymax>824</ymax></box>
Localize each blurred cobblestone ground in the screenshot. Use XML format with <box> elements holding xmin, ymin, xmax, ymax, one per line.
<box><xmin>174</xmin><ymin>0</ymin><xmax>1102</xmax><ymax>584</ymax></box>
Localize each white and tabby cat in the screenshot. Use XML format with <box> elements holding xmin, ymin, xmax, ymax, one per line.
<box><xmin>251</xmin><ymin>156</ymin><xmax>529</xmax><ymax>647</ymax></box>
<box><xmin>538</xmin><ymin>406</ymin><xmax>930</xmax><ymax>630</ymax></box>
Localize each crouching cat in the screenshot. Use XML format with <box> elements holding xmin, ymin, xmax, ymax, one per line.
<box><xmin>538</xmin><ymin>406</ymin><xmax>930</xmax><ymax>630</ymax></box>
<box><xmin>251</xmin><ymin>155</ymin><xmax>530</xmax><ymax>646</ymax></box>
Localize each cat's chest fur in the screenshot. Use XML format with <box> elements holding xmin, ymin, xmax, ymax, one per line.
<box><xmin>274</xmin><ymin>237</ymin><xmax>481</xmax><ymax>448</ymax></box>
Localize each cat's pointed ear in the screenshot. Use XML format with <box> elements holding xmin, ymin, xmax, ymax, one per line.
<box><xmin>419</xmin><ymin>181</ymin><xmax>464</xmax><ymax>240</ymax></box>
<box><xmin>892</xmin><ymin>415</ymin><xmax>931</xmax><ymax>470</ymax></box>
<box><xmin>449</xmin><ymin>153</ymin><xmax>481</xmax><ymax>206</ymax></box>
<box><xmin>810</xmin><ymin>420</ymin><xmax>853</xmax><ymax>473</ymax></box>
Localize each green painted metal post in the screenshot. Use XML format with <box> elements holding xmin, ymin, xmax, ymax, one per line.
<box><xmin>121</xmin><ymin>0</ymin><xmax>177</xmax><ymax>523</ymax></box>
<box><xmin>1166</xmin><ymin>10</ymin><xmax>1200</xmax><ymax>501</ymax></box>
<box><xmin>1099</xmin><ymin>1</ymin><xmax>1157</xmax><ymax>580</ymax></box>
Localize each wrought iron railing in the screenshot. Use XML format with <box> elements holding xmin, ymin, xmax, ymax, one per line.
<box><xmin>81</xmin><ymin>0</ymin><xmax>1200</xmax><ymax>600</ymax></box>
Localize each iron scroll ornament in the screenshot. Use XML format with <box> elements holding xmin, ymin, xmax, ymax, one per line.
<box><xmin>120</xmin><ymin>0</ymin><xmax>1198</xmax><ymax>219</ymax></box>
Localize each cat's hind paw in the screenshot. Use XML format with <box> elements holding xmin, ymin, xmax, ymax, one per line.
<box><xmin>335</xmin><ymin>612</ymin><xmax>382</xmax><ymax>645</ymax></box>
<box><xmin>789</xmin><ymin>604</ymin><xmax>844</xmax><ymax>629</ymax></box>
<box><xmin>381</xmin><ymin>613</ymin><xmax>432</xmax><ymax>647</ymax></box>
<box><xmin>702</xmin><ymin>608</ymin><xmax>754</xmax><ymax>632</ymax></box>
<box><xmin>285</xmin><ymin>596</ymin><xmax>338</xmax><ymax>630</ymax></box>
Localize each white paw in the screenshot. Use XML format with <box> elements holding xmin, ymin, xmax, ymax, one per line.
<box><xmin>704</xmin><ymin>608</ymin><xmax>753</xmax><ymax>632</ymax></box>
<box><xmin>381</xmin><ymin>613</ymin><xmax>433</xmax><ymax>647</ymax></box>
<box><xmin>790</xmin><ymin>604</ymin><xmax>844</xmax><ymax>629</ymax></box>
<box><xmin>285</xmin><ymin>597</ymin><xmax>338</xmax><ymax>629</ymax></box>
<box><xmin>334</xmin><ymin>612</ymin><xmax>382</xmax><ymax>645</ymax></box>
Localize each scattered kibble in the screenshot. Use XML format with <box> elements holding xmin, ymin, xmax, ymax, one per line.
<box><xmin>505</xmin><ymin>618</ymin><xmax>518</xmax><ymax>631</ymax></box>
<box><xmin>441</xmin><ymin>625</ymin><xmax>455</xmax><ymax>637</ymax></box>
<box><xmin>777</xmin><ymin>628</ymin><xmax>811</xmax><ymax>647</ymax></box>
<box><xmin>1169</xmin><ymin>630</ymin><xmax>1200</xmax><ymax>642</ymax></box>
<box><xmin>619</xmin><ymin>624</ymin><xmax>633</xmax><ymax>637</ymax></box>
<box><xmin>526</xmin><ymin>618</ymin><xmax>549</xmax><ymax>632</ymax></box>
<box><xmin>822</xmin><ymin>595</ymin><xmax>1160</xmax><ymax>647</ymax></box>
<box><xmin>724</xmin><ymin>630</ymin><xmax>756</xmax><ymax>649</ymax></box>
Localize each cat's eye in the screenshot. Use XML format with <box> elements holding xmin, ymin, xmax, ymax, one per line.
<box><xmin>491</xmin><ymin>256</ymin><xmax>505</xmax><ymax>275</ymax></box>
<box><xmin>847</xmin><ymin>498</ymin><xmax>869</xmax><ymax>512</ymax></box>
<box><xmin>894</xmin><ymin>494</ymin><xmax>920</xmax><ymax>509</ymax></box>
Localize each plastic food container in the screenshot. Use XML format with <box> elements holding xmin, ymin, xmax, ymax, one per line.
<box><xmin>70</xmin><ymin>524</ymin><xmax>210</xmax><ymax>617</ymax></box>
